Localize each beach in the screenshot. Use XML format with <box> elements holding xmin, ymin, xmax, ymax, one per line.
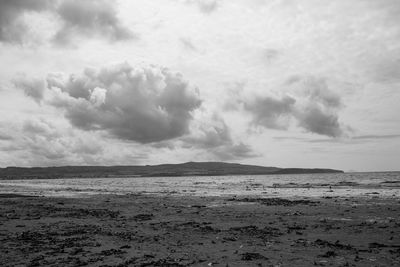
<box><xmin>1</xmin><ymin>193</ymin><xmax>399</xmax><ymax>266</ymax></box>
<box><xmin>1</xmin><ymin>0</ymin><xmax>400</xmax><ymax>266</ymax></box>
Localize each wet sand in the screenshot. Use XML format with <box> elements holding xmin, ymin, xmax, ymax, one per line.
<box><xmin>0</xmin><ymin>193</ymin><xmax>399</xmax><ymax>266</ymax></box>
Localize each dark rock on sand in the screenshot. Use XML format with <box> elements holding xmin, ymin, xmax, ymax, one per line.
<box><xmin>314</xmin><ymin>239</ymin><xmax>354</xmax><ymax>250</ymax></box>
<box><xmin>229</xmin><ymin>225</ymin><xmax>283</xmax><ymax>239</ymax></box>
<box><xmin>132</xmin><ymin>214</ymin><xmax>154</xmax><ymax>221</ymax></box>
<box><xmin>228</xmin><ymin>197</ymin><xmax>318</xmax><ymax>206</ymax></box>
<box><xmin>241</xmin><ymin>252</ymin><xmax>268</xmax><ymax>261</ymax></box>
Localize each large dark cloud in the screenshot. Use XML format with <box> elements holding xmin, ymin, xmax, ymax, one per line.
<box><xmin>0</xmin><ymin>0</ymin><xmax>133</xmax><ymax>44</ymax></box>
<box><xmin>20</xmin><ymin>62</ymin><xmax>202</xmax><ymax>144</ymax></box>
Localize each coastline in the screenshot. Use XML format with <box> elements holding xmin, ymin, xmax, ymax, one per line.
<box><xmin>1</xmin><ymin>193</ymin><xmax>399</xmax><ymax>266</ymax></box>
<box><xmin>0</xmin><ymin>162</ymin><xmax>343</xmax><ymax>180</ymax></box>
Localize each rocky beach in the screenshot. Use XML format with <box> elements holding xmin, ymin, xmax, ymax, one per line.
<box><xmin>1</xmin><ymin>193</ymin><xmax>399</xmax><ymax>266</ymax></box>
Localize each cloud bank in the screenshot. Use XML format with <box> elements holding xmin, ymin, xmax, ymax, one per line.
<box><xmin>0</xmin><ymin>118</ymin><xmax>144</xmax><ymax>167</ymax></box>
<box><xmin>14</xmin><ymin>63</ymin><xmax>256</xmax><ymax>163</ymax></box>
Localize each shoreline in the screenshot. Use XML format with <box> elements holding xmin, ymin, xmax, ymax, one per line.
<box><xmin>1</xmin><ymin>172</ymin><xmax>400</xmax><ymax>200</ymax></box>
<box><xmin>1</xmin><ymin>193</ymin><xmax>399</xmax><ymax>266</ymax></box>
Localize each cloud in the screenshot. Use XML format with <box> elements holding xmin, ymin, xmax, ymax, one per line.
<box><xmin>53</xmin><ymin>0</ymin><xmax>134</xmax><ymax>45</ymax></box>
<box><xmin>0</xmin><ymin>119</ymin><xmax>93</xmax><ymax>162</ymax></box>
<box><xmin>353</xmin><ymin>134</ymin><xmax>400</xmax><ymax>140</ymax></box>
<box><xmin>0</xmin><ymin>0</ymin><xmax>51</xmax><ymax>43</ymax></box>
<box><xmin>183</xmin><ymin>114</ymin><xmax>231</xmax><ymax>148</ymax></box>
<box><xmin>294</xmin><ymin>105</ymin><xmax>343</xmax><ymax>137</ymax></box>
<box><xmin>212</xmin><ymin>142</ymin><xmax>257</xmax><ymax>161</ymax></box>
<box><xmin>263</xmin><ymin>48</ymin><xmax>280</xmax><ymax>63</ymax></box>
<box><xmin>22</xmin><ymin>119</ymin><xmax>58</xmax><ymax>138</ymax></box>
<box><xmin>244</xmin><ymin>95</ymin><xmax>295</xmax><ymax>129</ymax></box>
<box><xmin>0</xmin><ymin>0</ymin><xmax>133</xmax><ymax>44</ymax></box>
<box><xmin>182</xmin><ymin>113</ymin><xmax>257</xmax><ymax>160</ymax></box>
<box><xmin>274</xmin><ymin>133</ymin><xmax>400</xmax><ymax>145</ymax></box>
<box><xmin>0</xmin><ymin>133</ymin><xmax>12</xmax><ymax>141</ymax></box>
<box><xmin>290</xmin><ymin>76</ymin><xmax>346</xmax><ymax>137</ymax></box>
<box><xmin>185</xmin><ymin>0</ymin><xmax>220</xmax><ymax>14</ymax></box>
<box><xmin>20</xmin><ymin>119</ymin><xmax>70</xmax><ymax>160</ymax></box>
<box><xmin>369</xmin><ymin>57</ymin><xmax>400</xmax><ymax>83</ymax></box>
<box><xmin>228</xmin><ymin>76</ymin><xmax>347</xmax><ymax>137</ymax></box>
<box><xmin>288</xmin><ymin>76</ymin><xmax>342</xmax><ymax>108</ymax></box>
<box><xmin>180</xmin><ymin>37</ymin><xmax>198</xmax><ymax>52</ymax></box>
<box><xmin>14</xmin><ymin>76</ymin><xmax>46</xmax><ymax>103</ymax></box>
<box><xmin>19</xmin><ymin>62</ymin><xmax>202</xmax><ymax>144</ymax></box>
<box><xmin>0</xmin><ymin>116</ymin><xmax>156</xmax><ymax>167</ymax></box>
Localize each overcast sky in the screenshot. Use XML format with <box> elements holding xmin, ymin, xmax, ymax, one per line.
<box><xmin>0</xmin><ymin>0</ymin><xmax>399</xmax><ymax>171</ymax></box>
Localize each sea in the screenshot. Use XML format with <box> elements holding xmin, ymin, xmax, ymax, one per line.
<box><xmin>0</xmin><ymin>172</ymin><xmax>399</xmax><ymax>199</ymax></box>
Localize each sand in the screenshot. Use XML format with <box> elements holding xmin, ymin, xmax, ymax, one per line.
<box><xmin>0</xmin><ymin>193</ymin><xmax>399</xmax><ymax>266</ymax></box>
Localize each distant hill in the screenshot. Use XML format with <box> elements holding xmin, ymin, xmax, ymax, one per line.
<box><xmin>0</xmin><ymin>162</ymin><xmax>343</xmax><ymax>180</ymax></box>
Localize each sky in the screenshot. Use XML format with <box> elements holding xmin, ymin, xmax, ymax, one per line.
<box><xmin>0</xmin><ymin>0</ymin><xmax>399</xmax><ymax>171</ymax></box>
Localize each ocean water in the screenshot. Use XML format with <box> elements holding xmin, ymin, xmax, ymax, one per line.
<box><xmin>0</xmin><ymin>172</ymin><xmax>399</xmax><ymax>199</ymax></box>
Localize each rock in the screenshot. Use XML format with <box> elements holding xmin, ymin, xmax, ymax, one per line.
<box><xmin>241</xmin><ymin>252</ymin><xmax>268</xmax><ymax>261</ymax></box>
